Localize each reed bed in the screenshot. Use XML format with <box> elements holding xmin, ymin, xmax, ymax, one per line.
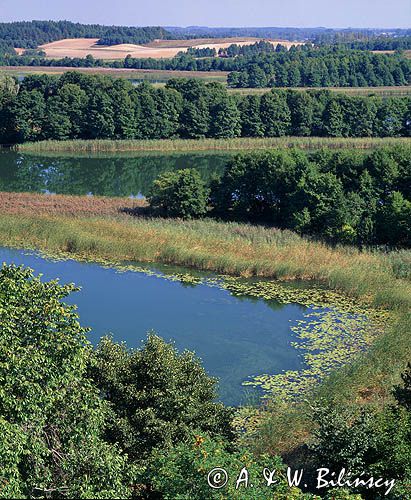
<box><xmin>0</xmin><ymin>191</ymin><xmax>144</xmax><ymax>216</ymax></box>
<box><xmin>14</xmin><ymin>136</ymin><xmax>410</xmax><ymax>154</ymax></box>
<box><xmin>0</xmin><ymin>210</ymin><xmax>409</xmax><ymax>313</ymax></box>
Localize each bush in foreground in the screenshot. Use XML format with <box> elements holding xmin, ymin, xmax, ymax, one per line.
<box><xmin>88</xmin><ymin>335</ymin><xmax>233</xmax><ymax>460</ymax></box>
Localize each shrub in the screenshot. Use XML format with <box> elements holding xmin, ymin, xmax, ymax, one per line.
<box><xmin>88</xmin><ymin>334</ymin><xmax>233</xmax><ymax>460</ymax></box>
<box><xmin>148</xmin><ymin>168</ymin><xmax>210</xmax><ymax>218</ymax></box>
<box><xmin>308</xmin><ymin>365</ymin><xmax>411</xmax><ymax>498</ymax></box>
<box><xmin>146</xmin><ymin>432</ymin><xmax>313</xmax><ymax>499</ymax></box>
<box><xmin>0</xmin><ymin>264</ymin><xmax>133</xmax><ymax>498</ymax></box>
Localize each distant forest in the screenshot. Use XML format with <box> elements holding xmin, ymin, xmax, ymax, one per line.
<box><xmin>0</xmin><ymin>20</ymin><xmax>169</xmax><ymax>49</ymax></box>
<box><xmin>0</xmin><ymin>20</ymin><xmax>410</xmax><ymax>53</ymax></box>
<box><xmin>166</xmin><ymin>26</ymin><xmax>411</xmax><ymax>43</ymax></box>
<box><xmin>226</xmin><ymin>47</ymin><xmax>411</xmax><ymax>88</ymax></box>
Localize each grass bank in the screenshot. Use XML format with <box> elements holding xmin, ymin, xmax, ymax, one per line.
<box><xmin>13</xmin><ymin>136</ymin><xmax>410</xmax><ymax>153</ymax></box>
<box><xmin>0</xmin><ymin>210</ymin><xmax>409</xmax><ymax>313</ymax></box>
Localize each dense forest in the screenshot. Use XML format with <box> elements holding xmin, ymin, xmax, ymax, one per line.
<box><xmin>209</xmin><ymin>147</ymin><xmax>411</xmax><ymax>247</ymax></box>
<box><xmin>0</xmin><ymin>20</ymin><xmax>168</xmax><ymax>49</ymax></box>
<box><xmin>0</xmin><ymin>73</ymin><xmax>410</xmax><ymax>144</ymax></box>
<box><xmin>226</xmin><ymin>47</ymin><xmax>411</xmax><ymax>88</ymax></box>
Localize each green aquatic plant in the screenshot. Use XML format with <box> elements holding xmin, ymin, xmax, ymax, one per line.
<box><xmin>246</xmin><ymin>309</ymin><xmax>385</xmax><ymax>401</ymax></box>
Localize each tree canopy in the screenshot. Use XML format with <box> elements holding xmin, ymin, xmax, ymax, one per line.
<box><xmin>0</xmin><ymin>73</ymin><xmax>410</xmax><ymax>144</ymax></box>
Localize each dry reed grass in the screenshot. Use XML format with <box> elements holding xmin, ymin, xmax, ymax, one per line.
<box><xmin>0</xmin><ymin>191</ymin><xmax>144</xmax><ymax>216</ymax></box>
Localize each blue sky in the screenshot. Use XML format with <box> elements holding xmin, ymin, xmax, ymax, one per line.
<box><xmin>0</xmin><ymin>0</ymin><xmax>410</xmax><ymax>28</ymax></box>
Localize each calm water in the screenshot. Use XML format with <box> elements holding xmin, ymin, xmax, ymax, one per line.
<box><xmin>0</xmin><ymin>247</ymin><xmax>309</xmax><ymax>406</ymax></box>
<box><xmin>0</xmin><ymin>150</ymin><xmax>230</xmax><ymax>197</ymax></box>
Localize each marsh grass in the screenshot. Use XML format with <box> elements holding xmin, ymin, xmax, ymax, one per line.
<box><xmin>0</xmin><ymin>212</ymin><xmax>409</xmax><ymax>311</ymax></box>
<box><xmin>14</xmin><ymin>137</ymin><xmax>410</xmax><ymax>153</ymax></box>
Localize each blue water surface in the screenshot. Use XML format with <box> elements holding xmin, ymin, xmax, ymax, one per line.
<box><xmin>0</xmin><ymin>247</ymin><xmax>308</xmax><ymax>405</ymax></box>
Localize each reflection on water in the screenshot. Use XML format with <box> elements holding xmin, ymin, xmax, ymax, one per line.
<box><xmin>0</xmin><ymin>151</ymin><xmax>230</xmax><ymax>197</ymax></box>
<box><xmin>0</xmin><ymin>247</ymin><xmax>310</xmax><ymax>406</ymax></box>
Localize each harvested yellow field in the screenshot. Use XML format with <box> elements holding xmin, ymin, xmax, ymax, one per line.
<box><xmin>372</xmin><ymin>49</ymin><xmax>411</xmax><ymax>59</ymax></box>
<box><xmin>37</xmin><ymin>38</ymin><xmax>183</xmax><ymax>59</ymax></box>
<box><xmin>34</xmin><ymin>36</ymin><xmax>302</xmax><ymax>60</ymax></box>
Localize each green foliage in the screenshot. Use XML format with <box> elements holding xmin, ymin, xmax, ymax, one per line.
<box><xmin>0</xmin><ymin>264</ymin><xmax>133</xmax><ymax>498</ymax></box>
<box><xmin>260</xmin><ymin>91</ymin><xmax>291</xmax><ymax>137</ymax></box>
<box><xmin>149</xmin><ymin>168</ymin><xmax>210</xmax><ymax>218</ymax></box>
<box><xmin>209</xmin><ymin>96</ymin><xmax>241</xmax><ymax>138</ymax></box>
<box><xmin>180</xmin><ymin>98</ymin><xmax>210</xmax><ymax>138</ymax></box>
<box><xmin>309</xmin><ymin>402</ymin><xmax>380</xmax><ymax>475</ymax></box>
<box><xmin>212</xmin><ymin>146</ymin><xmax>411</xmax><ymax>247</ymax></box>
<box><xmin>394</xmin><ymin>363</ymin><xmax>411</xmax><ymax>410</ymax></box>
<box><xmin>0</xmin><ymin>73</ymin><xmax>18</xmax><ymax>105</ymax></box>
<box><xmin>240</xmin><ymin>95</ymin><xmax>265</xmax><ymax>137</ymax></box>
<box><xmin>146</xmin><ymin>432</ymin><xmax>313</xmax><ymax>499</ymax></box>
<box><xmin>1</xmin><ymin>72</ymin><xmax>411</xmax><ymax>144</ymax></box>
<box><xmin>88</xmin><ymin>335</ymin><xmax>233</xmax><ymax>460</ymax></box>
<box><xmin>226</xmin><ymin>46</ymin><xmax>410</xmax><ymax>89</ymax></box>
<box><xmin>377</xmin><ymin>191</ymin><xmax>411</xmax><ymax>246</ymax></box>
<box><xmin>10</xmin><ymin>89</ymin><xmax>46</xmax><ymax>142</ymax></box>
<box><xmin>308</xmin><ymin>365</ymin><xmax>411</xmax><ymax>498</ymax></box>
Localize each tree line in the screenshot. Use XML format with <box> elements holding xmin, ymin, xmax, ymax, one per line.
<box><xmin>313</xmin><ymin>29</ymin><xmax>411</xmax><ymax>45</ymax></box>
<box><xmin>227</xmin><ymin>47</ymin><xmax>411</xmax><ymax>88</ymax></box>
<box><xmin>167</xmin><ymin>25</ymin><xmax>410</xmax><ymax>43</ymax></box>
<box><xmin>149</xmin><ymin>146</ymin><xmax>411</xmax><ymax>248</ymax></box>
<box><xmin>0</xmin><ymin>73</ymin><xmax>410</xmax><ymax>144</ymax></box>
<box><xmin>339</xmin><ymin>36</ymin><xmax>411</xmax><ymax>51</ymax></box>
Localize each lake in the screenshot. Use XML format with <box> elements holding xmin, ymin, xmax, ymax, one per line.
<box><xmin>0</xmin><ymin>247</ymin><xmax>310</xmax><ymax>406</ymax></box>
<box><xmin>0</xmin><ymin>150</ymin><xmax>231</xmax><ymax>197</ymax></box>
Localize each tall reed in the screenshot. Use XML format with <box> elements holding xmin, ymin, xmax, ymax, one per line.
<box><xmin>15</xmin><ymin>136</ymin><xmax>410</xmax><ymax>154</ymax></box>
